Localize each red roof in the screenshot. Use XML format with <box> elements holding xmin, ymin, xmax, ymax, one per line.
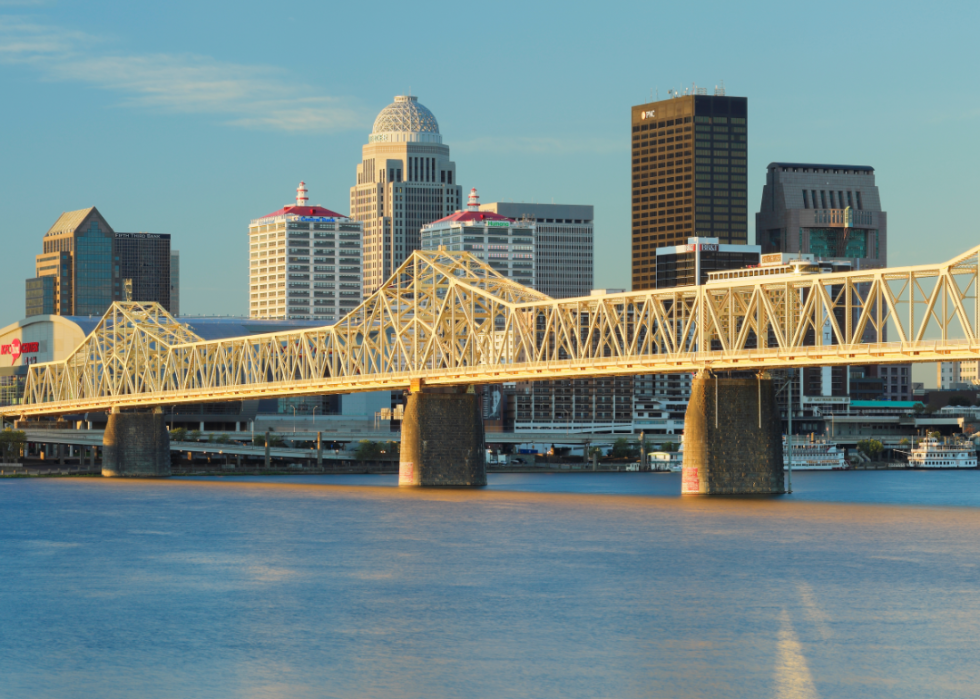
<box><xmin>259</xmin><ymin>205</ymin><xmax>348</xmax><ymax>220</ymax></box>
<box><xmin>428</xmin><ymin>210</ymin><xmax>514</xmax><ymax>226</ymax></box>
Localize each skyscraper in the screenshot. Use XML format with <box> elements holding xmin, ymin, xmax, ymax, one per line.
<box><xmin>631</xmin><ymin>91</ymin><xmax>748</xmax><ymax>290</ymax></box>
<box><xmin>26</xmin><ymin>207</ymin><xmax>175</xmax><ymax>317</ymax></box>
<box><xmin>755</xmin><ymin>162</ymin><xmax>887</xmax><ymax>269</ymax></box>
<box><xmin>115</xmin><ymin>233</ymin><xmax>172</xmax><ymax>309</ymax></box>
<box><xmin>478</xmin><ymin>201</ymin><xmax>594</xmax><ymax>299</ymax></box>
<box><xmin>421</xmin><ymin>189</ymin><xmax>536</xmax><ymax>287</ymax></box>
<box><xmin>249</xmin><ymin>183</ymin><xmax>363</xmax><ymax>322</ymax></box>
<box><xmin>351</xmin><ymin>95</ymin><xmax>462</xmax><ymax>297</ymax></box>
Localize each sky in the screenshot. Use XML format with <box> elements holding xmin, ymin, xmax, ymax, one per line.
<box><xmin>1</xmin><ymin>0</ymin><xmax>978</xmax><ymax>385</ymax></box>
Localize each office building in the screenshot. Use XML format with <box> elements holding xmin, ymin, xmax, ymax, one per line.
<box><xmin>631</xmin><ymin>90</ymin><xmax>749</xmax><ymax>290</ymax></box>
<box><xmin>421</xmin><ymin>189</ymin><xmax>535</xmax><ymax>286</ymax></box>
<box><xmin>26</xmin><ymin>207</ymin><xmax>175</xmax><ymax>318</ymax></box>
<box><xmin>115</xmin><ymin>233</ymin><xmax>172</xmax><ymax>309</ymax></box>
<box><xmin>351</xmin><ymin>95</ymin><xmax>462</xmax><ymax>296</ymax></box>
<box><xmin>655</xmin><ymin>237</ymin><xmax>760</xmax><ymax>288</ymax></box>
<box><xmin>939</xmin><ymin>361</ymin><xmax>980</xmax><ymax>389</ymax></box>
<box><xmin>170</xmin><ymin>250</ymin><xmax>180</xmax><ymax>317</ymax></box>
<box><xmin>249</xmin><ymin>182</ymin><xmax>363</xmax><ymax>322</ymax></box>
<box><xmin>754</xmin><ymin>162</ymin><xmax>907</xmax><ymax>403</ymax></box>
<box><xmin>755</xmin><ymin>162</ymin><xmax>886</xmax><ymax>269</ymax></box>
<box><xmin>630</xmin><ymin>237</ymin><xmax>760</xmax><ymax>434</ymax></box>
<box><xmin>478</xmin><ymin>201</ymin><xmax>593</xmax><ymax>298</ymax></box>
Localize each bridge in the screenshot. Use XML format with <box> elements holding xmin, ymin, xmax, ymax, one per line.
<box><xmin>4</xmin><ymin>245</ymin><xmax>978</xmax><ymax>493</ymax></box>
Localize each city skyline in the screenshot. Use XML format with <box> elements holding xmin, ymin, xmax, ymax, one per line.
<box><xmin>1</xmin><ymin>2</ymin><xmax>978</xmax><ymax>386</ymax></box>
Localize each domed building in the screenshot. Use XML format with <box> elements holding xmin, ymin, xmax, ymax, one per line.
<box><xmin>351</xmin><ymin>95</ymin><xmax>462</xmax><ymax>296</ymax></box>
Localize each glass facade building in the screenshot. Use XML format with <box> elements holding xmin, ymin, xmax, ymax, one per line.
<box><xmin>26</xmin><ymin>207</ymin><xmax>176</xmax><ymax>318</ymax></box>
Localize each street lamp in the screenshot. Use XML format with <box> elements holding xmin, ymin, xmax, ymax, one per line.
<box><xmin>292</xmin><ymin>406</ymin><xmax>297</xmax><ymax>433</ymax></box>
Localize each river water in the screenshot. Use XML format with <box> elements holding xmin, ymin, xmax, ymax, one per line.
<box><xmin>2</xmin><ymin>471</ymin><xmax>979</xmax><ymax>698</ymax></box>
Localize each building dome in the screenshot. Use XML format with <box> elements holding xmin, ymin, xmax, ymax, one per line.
<box><xmin>369</xmin><ymin>95</ymin><xmax>442</xmax><ymax>144</ymax></box>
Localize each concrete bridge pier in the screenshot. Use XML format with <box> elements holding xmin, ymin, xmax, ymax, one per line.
<box><xmin>399</xmin><ymin>383</ymin><xmax>486</xmax><ymax>487</ymax></box>
<box><xmin>682</xmin><ymin>373</ymin><xmax>784</xmax><ymax>496</ymax></box>
<box><xmin>102</xmin><ymin>407</ymin><xmax>171</xmax><ymax>478</ymax></box>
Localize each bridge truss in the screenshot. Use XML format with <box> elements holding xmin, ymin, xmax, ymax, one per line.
<box><xmin>8</xmin><ymin>246</ymin><xmax>980</xmax><ymax>417</ymax></box>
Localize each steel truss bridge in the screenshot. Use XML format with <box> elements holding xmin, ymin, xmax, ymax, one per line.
<box><xmin>6</xmin><ymin>245</ymin><xmax>980</xmax><ymax>419</ymax></box>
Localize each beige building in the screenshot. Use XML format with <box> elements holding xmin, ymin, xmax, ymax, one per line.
<box><xmin>351</xmin><ymin>95</ymin><xmax>462</xmax><ymax>296</ymax></box>
<box><xmin>939</xmin><ymin>361</ymin><xmax>980</xmax><ymax>389</ymax></box>
<box><xmin>249</xmin><ymin>183</ymin><xmax>363</xmax><ymax>322</ymax></box>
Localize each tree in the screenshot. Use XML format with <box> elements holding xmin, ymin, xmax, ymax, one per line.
<box><xmin>170</xmin><ymin>427</ymin><xmax>187</xmax><ymax>442</ymax></box>
<box><xmin>216</xmin><ymin>434</ymin><xmax>230</xmax><ymax>444</ymax></box>
<box><xmin>661</xmin><ymin>441</ymin><xmax>677</xmax><ymax>453</ymax></box>
<box><xmin>356</xmin><ymin>441</ymin><xmax>382</xmax><ymax>460</ymax></box>
<box><xmin>898</xmin><ymin>438</ymin><xmax>910</xmax><ymax>447</ymax></box>
<box><xmin>611</xmin><ymin>438</ymin><xmax>638</xmax><ymax>459</ymax></box>
<box><xmin>0</xmin><ymin>429</ymin><xmax>26</xmax><ymax>462</ymax></box>
<box><xmin>929</xmin><ymin>430</ymin><xmax>942</xmax><ymax>440</ymax></box>
<box><xmin>188</xmin><ymin>430</ymin><xmax>202</xmax><ymax>442</ymax></box>
<box><xmin>857</xmin><ymin>439</ymin><xmax>884</xmax><ymax>460</ymax></box>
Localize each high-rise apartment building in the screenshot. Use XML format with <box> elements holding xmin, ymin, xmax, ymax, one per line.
<box><xmin>25</xmin><ymin>207</ymin><xmax>175</xmax><ymax>317</ymax></box>
<box><xmin>351</xmin><ymin>95</ymin><xmax>462</xmax><ymax>297</ymax></box>
<box><xmin>631</xmin><ymin>91</ymin><xmax>748</xmax><ymax>290</ymax></box>
<box><xmin>249</xmin><ymin>183</ymin><xmax>363</xmax><ymax>322</ymax></box>
<box><xmin>478</xmin><ymin>201</ymin><xmax>593</xmax><ymax>299</ymax></box>
<box><xmin>421</xmin><ymin>189</ymin><xmax>535</xmax><ymax>287</ymax></box>
<box><xmin>755</xmin><ymin>162</ymin><xmax>886</xmax><ymax>269</ymax></box>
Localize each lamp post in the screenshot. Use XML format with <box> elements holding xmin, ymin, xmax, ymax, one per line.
<box><xmin>292</xmin><ymin>406</ymin><xmax>297</xmax><ymax>434</ymax></box>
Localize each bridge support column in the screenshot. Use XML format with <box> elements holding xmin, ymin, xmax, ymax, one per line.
<box><xmin>102</xmin><ymin>407</ymin><xmax>171</xmax><ymax>478</ymax></box>
<box><xmin>682</xmin><ymin>374</ymin><xmax>784</xmax><ymax>496</ymax></box>
<box><xmin>399</xmin><ymin>387</ymin><xmax>486</xmax><ymax>487</ymax></box>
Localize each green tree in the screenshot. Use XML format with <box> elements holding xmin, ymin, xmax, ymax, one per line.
<box><xmin>661</xmin><ymin>441</ymin><xmax>677</xmax><ymax>453</ymax></box>
<box><xmin>611</xmin><ymin>438</ymin><xmax>638</xmax><ymax>459</ymax></box>
<box><xmin>356</xmin><ymin>441</ymin><xmax>382</xmax><ymax>460</ymax></box>
<box><xmin>929</xmin><ymin>430</ymin><xmax>942</xmax><ymax>440</ymax></box>
<box><xmin>169</xmin><ymin>427</ymin><xmax>187</xmax><ymax>443</ymax></box>
<box><xmin>253</xmin><ymin>434</ymin><xmax>266</xmax><ymax>447</ymax></box>
<box><xmin>898</xmin><ymin>438</ymin><xmax>910</xmax><ymax>447</ymax></box>
<box><xmin>857</xmin><ymin>439</ymin><xmax>884</xmax><ymax>460</ymax></box>
<box><xmin>188</xmin><ymin>430</ymin><xmax>202</xmax><ymax>442</ymax></box>
<box><xmin>0</xmin><ymin>429</ymin><xmax>26</xmax><ymax>462</ymax></box>
<box><xmin>216</xmin><ymin>434</ymin><xmax>230</xmax><ymax>444</ymax></box>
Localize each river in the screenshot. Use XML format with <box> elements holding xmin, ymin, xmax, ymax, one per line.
<box><xmin>2</xmin><ymin>471</ymin><xmax>978</xmax><ymax>698</ymax></box>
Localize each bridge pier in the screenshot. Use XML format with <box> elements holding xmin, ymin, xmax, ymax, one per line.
<box><xmin>682</xmin><ymin>374</ymin><xmax>784</xmax><ymax>496</ymax></box>
<box><xmin>102</xmin><ymin>407</ymin><xmax>171</xmax><ymax>478</ymax></box>
<box><xmin>399</xmin><ymin>386</ymin><xmax>486</xmax><ymax>487</ymax></box>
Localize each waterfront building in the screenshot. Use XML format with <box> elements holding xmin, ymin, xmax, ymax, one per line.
<box><xmin>478</xmin><ymin>201</ymin><xmax>593</xmax><ymax>299</ymax></box>
<box><xmin>248</xmin><ymin>183</ymin><xmax>363</xmax><ymax>322</ymax></box>
<box><xmin>25</xmin><ymin>207</ymin><xmax>175</xmax><ymax>317</ymax></box>
<box><xmin>421</xmin><ymin>189</ymin><xmax>535</xmax><ymax>287</ymax></box>
<box><xmin>631</xmin><ymin>90</ymin><xmax>749</xmax><ymax>291</ymax></box>
<box><xmin>350</xmin><ymin>95</ymin><xmax>462</xmax><ymax>297</ymax></box>
<box><xmin>755</xmin><ymin>162</ymin><xmax>886</xmax><ymax>270</ymax></box>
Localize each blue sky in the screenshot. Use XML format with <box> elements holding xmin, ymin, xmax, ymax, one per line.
<box><xmin>1</xmin><ymin>0</ymin><xmax>978</xmax><ymax>382</ymax></box>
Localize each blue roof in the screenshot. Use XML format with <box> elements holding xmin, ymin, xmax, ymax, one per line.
<box><xmin>177</xmin><ymin>317</ymin><xmax>330</xmax><ymax>341</ymax></box>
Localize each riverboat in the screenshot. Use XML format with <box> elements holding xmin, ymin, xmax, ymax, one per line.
<box><xmin>783</xmin><ymin>437</ymin><xmax>849</xmax><ymax>470</ymax></box>
<box><xmin>906</xmin><ymin>437</ymin><xmax>978</xmax><ymax>469</ymax></box>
